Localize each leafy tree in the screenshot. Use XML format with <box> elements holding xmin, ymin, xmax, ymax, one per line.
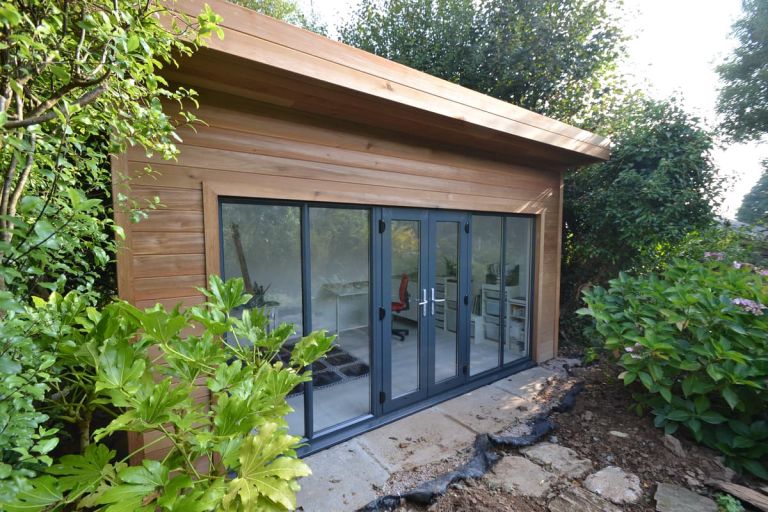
<box><xmin>737</xmin><ymin>165</ymin><xmax>768</xmax><ymax>224</ymax></box>
<box><xmin>230</xmin><ymin>0</ymin><xmax>327</xmax><ymax>34</ymax></box>
<box><xmin>338</xmin><ymin>0</ymin><xmax>626</xmax><ymax>124</ymax></box>
<box><xmin>717</xmin><ymin>0</ymin><xmax>768</xmax><ymax>142</ymax></box>
<box><xmin>0</xmin><ymin>1</ymin><xmax>221</xmax><ymax>299</ymax></box>
<box><xmin>0</xmin><ymin>0</ymin><xmax>221</xmax><ymax>501</ymax></box>
<box><xmin>339</xmin><ymin>0</ymin><xmax>479</xmax><ymax>85</ymax></box>
<box><xmin>561</xmin><ymin>97</ymin><xmax>723</xmax><ymax>343</ymax></box>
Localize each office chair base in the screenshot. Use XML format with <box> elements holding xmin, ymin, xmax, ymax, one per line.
<box><xmin>392</xmin><ymin>328</ymin><xmax>409</xmax><ymax>341</ymax></box>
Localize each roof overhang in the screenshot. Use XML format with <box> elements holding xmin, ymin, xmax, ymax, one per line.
<box><xmin>166</xmin><ymin>0</ymin><xmax>611</xmax><ymax>168</ymax></box>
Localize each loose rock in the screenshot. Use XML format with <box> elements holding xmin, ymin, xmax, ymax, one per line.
<box><xmin>662</xmin><ymin>434</ymin><xmax>686</xmax><ymax>458</ymax></box>
<box><xmin>521</xmin><ymin>442</ymin><xmax>593</xmax><ymax>479</ymax></box>
<box><xmin>548</xmin><ymin>486</ymin><xmax>622</xmax><ymax>512</ymax></box>
<box><xmin>609</xmin><ymin>431</ymin><xmax>628</xmax><ymax>439</ymax></box>
<box><xmin>483</xmin><ymin>455</ymin><xmax>556</xmax><ymax>498</ymax></box>
<box><xmin>654</xmin><ymin>482</ymin><xmax>717</xmax><ymax>512</ymax></box>
<box><xmin>584</xmin><ymin>466</ymin><xmax>642</xmax><ymax>505</ymax></box>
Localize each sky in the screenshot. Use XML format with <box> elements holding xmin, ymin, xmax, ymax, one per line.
<box><xmin>299</xmin><ymin>0</ymin><xmax>766</xmax><ymax>218</ymax></box>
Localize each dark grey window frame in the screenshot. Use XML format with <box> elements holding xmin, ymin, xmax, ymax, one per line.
<box><xmin>218</xmin><ymin>197</ymin><xmax>537</xmax><ymax>456</ymax></box>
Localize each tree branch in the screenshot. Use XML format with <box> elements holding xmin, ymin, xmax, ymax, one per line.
<box><xmin>3</xmin><ymin>85</ymin><xmax>105</xmax><ymax>129</ymax></box>
<box><xmin>8</xmin><ymin>134</ymin><xmax>37</xmax><ymax>220</ymax></box>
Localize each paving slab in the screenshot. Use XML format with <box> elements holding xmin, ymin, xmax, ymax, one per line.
<box><xmin>521</xmin><ymin>442</ymin><xmax>593</xmax><ymax>479</ymax></box>
<box><xmin>491</xmin><ymin>365</ymin><xmax>555</xmax><ymax>398</ymax></box>
<box><xmin>548</xmin><ymin>486</ymin><xmax>621</xmax><ymax>512</ymax></box>
<box><xmin>484</xmin><ymin>455</ymin><xmax>557</xmax><ymax>498</ymax></box>
<box><xmin>584</xmin><ymin>466</ymin><xmax>643</xmax><ymax>505</ymax></box>
<box><xmin>357</xmin><ymin>408</ymin><xmax>476</xmax><ymax>472</ymax></box>
<box><xmin>296</xmin><ymin>438</ymin><xmax>388</xmax><ymax>512</ymax></box>
<box><xmin>654</xmin><ymin>483</ymin><xmax>717</xmax><ymax>512</ymax></box>
<box><xmin>434</xmin><ymin>385</ymin><xmax>533</xmax><ymax>433</ymax></box>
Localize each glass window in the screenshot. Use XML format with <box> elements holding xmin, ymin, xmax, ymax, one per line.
<box><xmin>504</xmin><ymin>217</ymin><xmax>533</xmax><ymax>363</ymax></box>
<box><xmin>220</xmin><ymin>202</ymin><xmax>305</xmax><ymax>436</ymax></box>
<box><xmin>310</xmin><ymin>207</ymin><xmax>371</xmax><ymax>432</ymax></box>
<box><xmin>434</xmin><ymin>221</ymin><xmax>460</xmax><ymax>382</ymax></box>
<box><xmin>470</xmin><ymin>215</ymin><xmax>503</xmax><ymax>375</ymax></box>
<box><xmin>390</xmin><ymin>220</ymin><xmax>420</xmax><ymax>398</ymax></box>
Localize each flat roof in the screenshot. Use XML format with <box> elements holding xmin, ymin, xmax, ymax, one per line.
<box><xmin>170</xmin><ymin>0</ymin><xmax>611</xmax><ymax>167</ymax></box>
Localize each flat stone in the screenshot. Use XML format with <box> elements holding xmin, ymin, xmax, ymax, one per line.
<box><xmin>548</xmin><ymin>486</ymin><xmax>622</xmax><ymax>512</ymax></box>
<box><xmin>609</xmin><ymin>431</ymin><xmax>628</xmax><ymax>438</ymax></box>
<box><xmin>520</xmin><ymin>442</ymin><xmax>593</xmax><ymax>479</ymax></box>
<box><xmin>484</xmin><ymin>455</ymin><xmax>556</xmax><ymax>498</ymax></box>
<box><xmin>435</xmin><ymin>385</ymin><xmax>533</xmax><ymax>433</ymax></box>
<box><xmin>492</xmin><ymin>366</ymin><xmax>555</xmax><ymax>398</ymax></box>
<box><xmin>296</xmin><ymin>439</ymin><xmax>388</xmax><ymax>512</ymax></box>
<box><xmin>584</xmin><ymin>466</ymin><xmax>643</xmax><ymax>505</ymax></box>
<box><xmin>654</xmin><ymin>483</ymin><xmax>717</xmax><ymax>512</ymax></box>
<box><xmin>662</xmin><ymin>435</ymin><xmax>686</xmax><ymax>458</ymax></box>
<box><xmin>357</xmin><ymin>408</ymin><xmax>475</xmax><ymax>472</ymax></box>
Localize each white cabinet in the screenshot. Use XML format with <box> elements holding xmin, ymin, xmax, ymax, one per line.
<box><xmin>480</xmin><ymin>284</ymin><xmax>528</xmax><ymax>350</ymax></box>
<box><xmin>434</xmin><ymin>278</ymin><xmax>458</xmax><ymax>332</ymax></box>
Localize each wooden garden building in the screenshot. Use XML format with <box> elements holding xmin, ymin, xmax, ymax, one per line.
<box><xmin>113</xmin><ymin>0</ymin><xmax>610</xmax><ymax>458</ymax></box>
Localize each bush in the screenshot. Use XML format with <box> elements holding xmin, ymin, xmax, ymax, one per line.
<box><xmin>580</xmin><ymin>257</ymin><xmax>768</xmax><ymax>479</ymax></box>
<box><xmin>2</xmin><ymin>276</ymin><xmax>333</xmax><ymax>511</ymax></box>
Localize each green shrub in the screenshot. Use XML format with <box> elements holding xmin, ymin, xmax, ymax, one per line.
<box><xmin>3</xmin><ymin>275</ymin><xmax>333</xmax><ymax>511</ymax></box>
<box><xmin>580</xmin><ymin>257</ymin><xmax>768</xmax><ymax>479</ymax></box>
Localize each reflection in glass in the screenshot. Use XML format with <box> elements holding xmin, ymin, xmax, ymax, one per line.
<box><xmin>390</xmin><ymin>220</ymin><xmax>420</xmax><ymax>398</ymax></box>
<box><xmin>310</xmin><ymin>207</ymin><xmax>371</xmax><ymax>432</ymax></box>
<box><xmin>504</xmin><ymin>217</ymin><xmax>533</xmax><ymax>363</ymax></box>
<box><xmin>470</xmin><ymin>216</ymin><xmax>503</xmax><ymax>375</ymax></box>
<box><xmin>220</xmin><ymin>202</ymin><xmax>304</xmax><ymax>436</ymax></box>
<box><xmin>434</xmin><ymin>221</ymin><xmax>459</xmax><ymax>382</ymax></box>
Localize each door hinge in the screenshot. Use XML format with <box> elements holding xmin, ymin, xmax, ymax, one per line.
<box><xmin>379</xmin><ymin>219</ymin><xmax>386</xmax><ymax>233</ymax></box>
<box><xmin>465</xmin><ymin>222</ymin><xmax>470</xmax><ymax>234</ymax></box>
<box><xmin>379</xmin><ymin>391</ymin><xmax>386</xmax><ymax>403</ymax></box>
<box><xmin>462</xmin><ymin>364</ymin><xmax>468</xmax><ymax>376</ymax></box>
<box><xmin>463</xmin><ymin>295</ymin><xmax>469</xmax><ymax>305</ymax></box>
<box><xmin>378</xmin><ymin>307</ymin><xmax>386</xmax><ymax>320</ymax></box>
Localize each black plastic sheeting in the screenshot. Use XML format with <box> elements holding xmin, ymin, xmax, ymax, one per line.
<box><xmin>359</xmin><ymin>380</ymin><xmax>583</xmax><ymax>511</ymax></box>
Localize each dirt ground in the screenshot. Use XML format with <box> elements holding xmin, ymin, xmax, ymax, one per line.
<box><xmin>397</xmin><ymin>358</ymin><xmax>750</xmax><ymax>511</ymax></box>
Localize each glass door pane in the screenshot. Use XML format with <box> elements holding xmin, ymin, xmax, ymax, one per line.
<box><xmin>220</xmin><ymin>201</ymin><xmax>305</xmax><ymax>437</ymax></box>
<box><xmin>309</xmin><ymin>207</ymin><xmax>371</xmax><ymax>432</ymax></box>
<box><xmin>470</xmin><ymin>215</ymin><xmax>503</xmax><ymax>375</ymax></box>
<box><xmin>503</xmin><ymin>217</ymin><xmax>533</xmax><ymax>363</ymax></box>
<box><xmin>389</xmin><ymin>219</ymin><xmax>423</xmax><ymax>398</ymax></box>
<box><xmin>433</xmin><ymin>221</ymin><xmax>460</xmax><ymax>383</ymax></box>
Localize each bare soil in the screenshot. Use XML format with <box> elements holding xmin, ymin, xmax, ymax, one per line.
<box><xmin>391</xmin><ymin>359</ymin><xmax>741</xmax><ymax>511</ymax></box>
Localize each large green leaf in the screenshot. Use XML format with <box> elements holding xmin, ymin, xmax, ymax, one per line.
<box><xmin>46</xmin><ymin>443</ymin><xmax>115</xmax><ymax>496</ymax></box>
<box><xmin>222</xmin><ymin>424</ymin><xmax>310</xmax><ymax>511</ymax></box>
<box><xmin>4</xmin><ymin>476</ymin><xmax>63</xmax><ymax>512</ymax></box>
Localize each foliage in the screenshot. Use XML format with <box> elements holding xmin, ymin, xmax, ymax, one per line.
<box><xmin>717</xmin><ymin>0</ymin><xmax>768</xmax><ymax>142</ymax></box>
<box><xmin>736</xmin><ymin>164</ymin><xmax>768</xmax><ymax>225</ymax></box>
<box><xmin>338</xmin><ymin>0</ymin><xmax>627</xmax><ymax>125</ymax></box>
<box><xmin>580</xmin><ymin>258</ymin><xmax>768</xmax><ymax>479</ymax></box>
<box><xmin>230</xmin><ymin>0</ymin><xmax>327</xmax><ymax>34</ymax></box>
<box><xmin>3</xmin><ymin>275</ymin><xmax>334</xmax><ymax>511</ymax></box>
<box><xmin>0</xmin><ymin>0</ymin><xmax>221</xmax><ymax>501</ymax></box>
<box><xmin>716</xmin><ymin>493</ymin><xmax>746</xmax><ymax>512</ymax></box>
<box><xmin>560</xmin><ymin>97</ymin><xmax>723</xmax><ymax>345</ymax></box>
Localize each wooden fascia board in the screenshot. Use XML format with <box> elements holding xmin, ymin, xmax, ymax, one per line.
<box><xmin>173</xmin><ymin>0</ymin><xmax>611</xmax><ymax>162</ymax></box>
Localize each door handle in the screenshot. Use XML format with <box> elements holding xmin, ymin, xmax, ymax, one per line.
<box><xmin>431</xmin><ymin>287</ymin><xmax>446</xmax><ymax>315</ymax></box>
<box><xmin>418</xmin><ymin>288</ymin><xmax>428</xmax><ymax>317</ymax></box>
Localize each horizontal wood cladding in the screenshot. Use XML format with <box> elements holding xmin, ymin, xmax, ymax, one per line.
<box><xmin>116</xmin><ymin>96</ymin><xmax>563</xmax><ymax>357</ymax></box>
<box><xmin>170</xmin><ymin>1</ymin><xmax>610</xmax><ymax>163</ymax></box>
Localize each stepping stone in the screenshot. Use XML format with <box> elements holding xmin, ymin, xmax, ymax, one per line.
<box><xmin>296</xmin><ymin>439</ymin><xmax>388</xmax><ymax>512</ymax></box>
<box><xmin>492</xmin><ymin>366</ymin><xmax>555</xmax><ymax>398</ymax></box>
<box><xmin>357</xmin><ymin>408</ymin><xmax>475</xmax><ymax>471</ymax></box>
<box><xmin>548</xmin><ymin>486</ymin><xmax>621</xmax><ymax>512</ymax></box>
<box><xmin>435</xmin><ymin>386</ymin><xmax>533</xmax><ymax>434</ymax></box>
<box><xmin>521</xmin><ymin>442</ymin><xmax>593</xmax><ymax>479</ymax></box>
<box><xmin>584</xmin><ymin>466</ymin><xmax>643</xmax><ymax>505</ymax></box>
<box><xmin>654</xmin><ymin>483</ymin><xmax>717</xmax><ymax>512</ymax></box>
<box><xmin>484</xmin><ymin>455</ymin><xmax>556</xmax><ymax>498</ymax></box>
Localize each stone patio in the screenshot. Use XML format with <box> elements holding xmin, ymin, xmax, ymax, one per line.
<box><xmin>296</xmin><ymin>364</ymin><xmax>559</xmax><ymax>511</ymax></box>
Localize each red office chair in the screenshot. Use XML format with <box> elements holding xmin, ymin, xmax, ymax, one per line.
<box><xmin>392</xmin><ymin>273</ymin><xmax>410</xmax><ymax>341</ymax></box>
